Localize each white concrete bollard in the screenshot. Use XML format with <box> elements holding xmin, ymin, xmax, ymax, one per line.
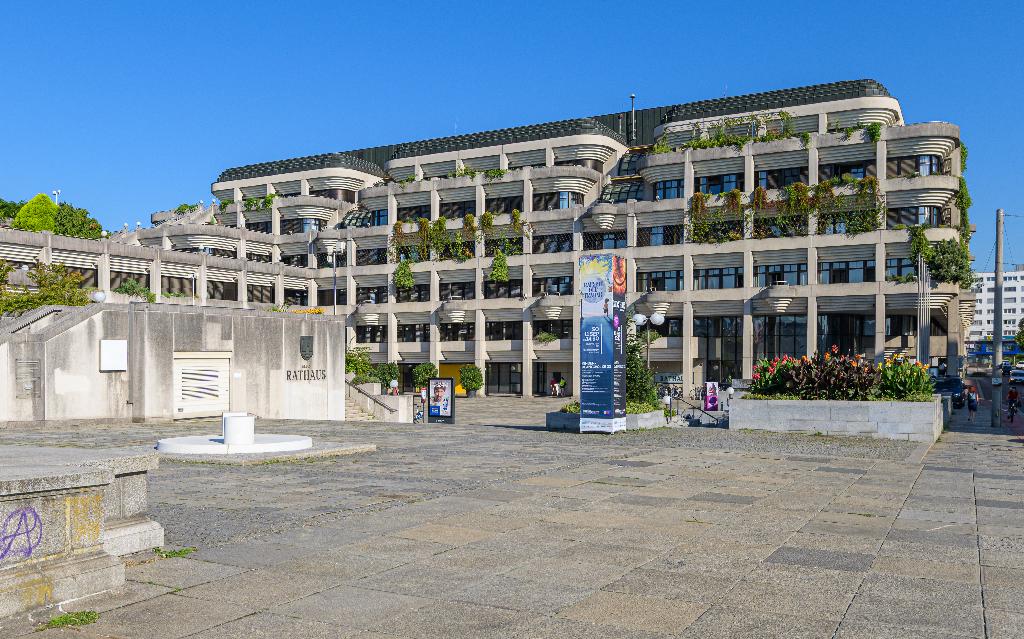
<box><xmin>220</xmin><ymin>412</ymin><xmax>249</xmax><ymax>437</ymax></box>
<box><xmin>222</xmin><ymin>413</ymin><xmax>255</xmax><ymax>446</ymax></box>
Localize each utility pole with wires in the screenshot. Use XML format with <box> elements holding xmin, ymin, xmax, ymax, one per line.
<box><xmin>992</xmin><ymin>208</ymin><xmax>1005</xmax><ymax>428</ymax></box>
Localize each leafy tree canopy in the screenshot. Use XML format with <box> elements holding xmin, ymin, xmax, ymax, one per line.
<box><xmin>12</xmin><ymin>194</ymin><xmax>57</xmax><ymax>232</ymax></box>
<box><xmin>5</xmin><ymin>194</ymin><xmax>104</xmax><ymax>238</ymax></box>
<box><xmin>54</xmin><ymin>202</ymin><xmax>104</xmax><ymax>239</ymax></box>
<box><xmin>0</xmin><ymin>259</ymin><xmax>90</xmax><ymax>313</ymax></box>
<box><xmin>0</xmin><ymin>197</ymin><xmax>25</xmax><ymax>221</ymax></box>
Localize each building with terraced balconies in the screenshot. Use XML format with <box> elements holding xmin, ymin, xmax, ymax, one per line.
<box><xmin>0</xmin><ymin>79</ymin><xmax>975</xmax><ymax>400</ymax></box>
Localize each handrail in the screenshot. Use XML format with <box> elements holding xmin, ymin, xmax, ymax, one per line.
<box><xmin>346</xmin><ymin>379</ymin><xmax>397</xmax><ymax>413</ymax></box>
<box><xmin>675</xmin><ymin>398</ymin><xmax>727</xmax><ymax>427</ymax></box>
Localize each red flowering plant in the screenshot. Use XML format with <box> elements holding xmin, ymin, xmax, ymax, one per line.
<box><xmin>750</xmin><ymin>345</ymin><xmax>880</xmax><ymax>400</ymax></box>
<box><xmin>749</xmin><ymin>355</ymin><xmax>799</xmax><ymax>396</ymax></box>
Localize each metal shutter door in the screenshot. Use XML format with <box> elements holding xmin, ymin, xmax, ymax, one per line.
<box><xmin>173</xmin><ymin>358</ymin><xmax>230</xmax><ymax>418</ymax></box>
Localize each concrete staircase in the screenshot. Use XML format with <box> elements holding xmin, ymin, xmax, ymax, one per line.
<box><xmin>345</xmin><ymin>398</ymin><xmax>377</xmax><ymax>422</ymax></box>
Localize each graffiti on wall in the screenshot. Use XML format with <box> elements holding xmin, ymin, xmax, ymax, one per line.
<box><xmin>0</xmin><ymin>507</ymin><xmax>42</xmax><ymax>561</ymax></box>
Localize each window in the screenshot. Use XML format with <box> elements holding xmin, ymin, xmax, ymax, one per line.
<box><xmin>439</xmin><ymin>281</ymin><xmax>475</xmax><ymax>301</ymax></box>
<box><xmin>246</xmin><ymin>284</ymin><xmax>273</xmax><ymax>303</ymax></box>
<box><xmin>395</xmin><ymin>284</ymin><xmax>430</xmax><ymax>302</ymax></box>
<box><xmin>532</xmin><ymin>276</ymin><xmax>573</xmax><ymax>296</ymax></box>
<box><xmin>370</xmin><ymin>209</ymin><xmax>388</xmax><ymax>226</ymax></box>
<box><xmin>485</xmin><ymin>237</ymin><xmax>523</xmax><ymax>256</ymax></box>
<box><xmin>439</xmin><ymin>200</ymin><xmax>475</xmax><ymax>219</ymax></box>
<box><xmin>397</xmin><ymin>323</ymin><xmax>429</xmax><ymax>342</ymax></box>
<box><xmin>600</xmin><ymin>181</ymin><xmax>645</xmax><ymax>203</ymax></box>
<box><xmin>654</xmin><ymin>179</ymin><xmax>683</xmax><ymax>200</ymax></box>
<box><xmin>886</xmin><ymin>257</ymin><xmax>916</xmax><ymax>280</ymax></box>
<box><xmin>532</xmin><ymin>233</ymin><xmax>573</xmax><ymax>253</ymax></box>
<box><xmin>356</xmin><ymin>325</ymin><xmax>385</xmax><ymax>343</ymax></box>
<box><xmin>818</xmin><ymin>314</ymin><xmax>874</xmax><ymax>356</ymax></box>
<box><xmin>887</xmin><ymin>207</ymin><xmax>942</xmax><ymax>228</ymax></box>
<box><xmin>648</xmin><ymin>317</ymin><xmax>683</xmax><ymax>338</ymax></box>
<box><xmin>693</xmin><ymin>267</ymin><xmax>743</xmax><ymax>290</ymax></box>
<box><xmin>206</xmin><ymin>280</ymin><xmax>238</xmax><ymax>301</ymax></box>
<box><xmin>756</xmin><ymin>167</ymin><xmax>806</xmax><ymax>189</ymax></box>
<box><xmin>819</xmin><ymin>260</ymin><xmax>876</xmax><ymax>284</ymax></box>
<box><xmin>439</xmin><ymin>322</ymin><xmax>475</xmax><ymax>341</ymax></box>
<box><xmin>484</xmin><ymin>196</ymin><xmax>523</xmax><ymax>215</ymax></box>
<box><xmin>638</xmin><ymin>225</ymin><xmax>684</xmax><ymax>247</ymax></box>
<box><xmin>694</xmin><ymin>316</ymin><xmax>742</xmax><ymax>384</ymax></box>
<box><xmin>397</xmin><ymin>205</ymin><xmax>428</xmax><ymax>222</ymax></box>
<box><xmin>356</xmin><ymin>286</ymin><xmax>388</xmax><ymax>304</ymax></box>
<box><xmin>583</xmin><ymin>231</ymin><xmax>626</xmax><ymax>250</ymax></box>
<box><xmin>283</xmin><ymin>288</ymin><xmax>307</xmax><ymax>306</ymax></box>
<box><xmin>485</xmin><ymin>362</ymin><xmax>522</xmax><ymax>395</ymax></box>
<box><xmin>533</xmin><ymin>319</ymin><xmax>573</xmax><ymax>339</ymax></box>
<box><xmin>246</xmin><ymin>221</ymin><xmax>272</xmax><ymax>234</ymax></box>
<box><xmin>617</xmin><ymin>152</ymin><xmax>643</xmax><ymax>176</ymax></box>
<box><xmin>356</xmin><ymin>248</ymin><xmax>388</xmax><ymax>265</ymax></box>
<box><xmin>754</xmin><ymin>315</ymin><xmax>807</xmax><ymax>360</ymax></box>
<box><xmin>484</xmin><ymin>279</ymin><xmax>523</xmax><ymax>299</ymax></box>
<box><xmin>280</xmin><ymin>254</ymin><xmax>308</xmax><ymax>267</ymax></box>
<box><xmin>533</xmin><ymin>191</ymin><xmax>583</xmax><ymax>211</ymax></box>
<box><xmin>820</xmin><ymin>162</ymin><xmax>871</xmax><ymax>181</ymax></box>
<box><xmin>316</xmin><ymin>288</ymin><xmax>347</xmax><ymax>306</ymax></box>
<box><xmin>881</xmin><ymin>316</ymin><xmax>913</xmax><ymax>336</ymax></box>
<box><xmin>485</xmin><ymin>321</ymin><xmax>522</xmax><ymax>340</ymax></box>
<box><xmin>697</xmin><ymin>173</ymin><xmax>744</xmax><ymax>195</ymax></box>
<box><xmin>918</xmin><ymin>155</ymin><xmax>943</xmax><ymax>176</ymax></box>
<box><xmin>755</xmin><ymin>263</ymin><xmax>807</xmax><ymax>286</ymax></box>
<box><xmin>637</xmin><ymin>270</ymin><xmax>684</xmax><ymax>292</ymax></box>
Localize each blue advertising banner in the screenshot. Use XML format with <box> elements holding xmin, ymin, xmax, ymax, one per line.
<box><xmin>579</xmin><ymin>254</ymin><xmax>626</xmax><ymax>433</ymax></box>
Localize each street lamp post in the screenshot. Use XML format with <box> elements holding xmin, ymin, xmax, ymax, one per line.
<box><xmin>52</xmin><ymin>189</ymin><xmax>61</xmax><ymax>205</ymax></box>
<box><xmin>633</xmin><ymin>311</ymin><xmax>665</xmax><ymax>368</ymax></box>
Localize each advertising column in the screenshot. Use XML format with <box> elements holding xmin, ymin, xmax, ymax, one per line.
<box><xmin>579</xmin><ymin>255</ymin><xmax>626</xmax><ymax>433</ymax></box>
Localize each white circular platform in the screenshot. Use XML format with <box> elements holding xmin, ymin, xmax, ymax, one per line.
<box><xmin>156</xmin><ymin>434</ymin><xmax>313</xmax><ymax>455</ymax></box>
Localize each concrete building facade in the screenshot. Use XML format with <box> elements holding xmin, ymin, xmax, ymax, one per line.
<box><xmin>0</xmin><ymin>80</ymin><xmax>975</xmax><ymax>398</ymax></box>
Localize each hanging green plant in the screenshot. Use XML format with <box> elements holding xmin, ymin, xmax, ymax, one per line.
<box><xmin>462</xmin><ymin>213</ymin><xmax>477</xmax><ymax>243</ymax></box>
<box><xmin>865</xmin><ymin>122</ymin><xmax>883</xmax><ymax>143</ymax></box>
<box><xmin>480</xmin><ymin>211</ymin><xmax>495</xmax><ymax>239</ymax></box>
<box><xmin>960</xmin><ymin>143</ymin><xmax>968</xmax><ymax>173</ymax></box>
<box><xmin>908</xmin><ymin>225</ymin><xmax>931</xmax><ymax>263</ymax></box>
<box><xmin>651</xmin><ymin>135</ymin><xmax>672</xmax><ymax>154</ymax></box>
<box><xmin>483</xmin><ymin>168</ymin><xmax>508</xmax><ymax>181</ymax></box>
<box><xmin>489</xmin><ymin>249</ymin><xmax>509</xmax><ymax>282</ymax></box>
<box><xmin>430</xmin><ymin>218</ymin><xmax>451</xmax><ymax>259</ymax></box>
<box><xmin>261</xmin><ymin>193</ymin><xmax>278</xmax><ymax>209</ymax></box>
<box><xmin>772</xmin><ymin>182</ymin><xmax>811</xmax><ymax>237</ymax></box>
<box><xmin>416</xmin><ymin>217</ymin><xmax>432</xmax><ymax>261</ymax></box>
<box><xmin>393</xmin><ymin>259</ymin><xmax>414</xmax><ymax>290</ymax></box>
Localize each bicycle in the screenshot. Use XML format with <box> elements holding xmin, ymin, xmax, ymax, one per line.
<box><xmin>1009</xmin><ymin>400</ymin><xmax>1018</xmax><ymax>424</ymax></box>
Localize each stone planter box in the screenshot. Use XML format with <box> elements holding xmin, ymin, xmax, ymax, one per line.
<box><xmin>546</xmin><ymin>410</ymin><xmax>666</xmax><ymax>433</ymax></box>
<box><xmin>730</xmin><ymin>395</ymin><xmax>942</xmax><ymax>442</ymax></box>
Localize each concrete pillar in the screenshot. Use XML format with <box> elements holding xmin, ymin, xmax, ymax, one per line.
<box><xmin>627</xmin><ymin>257</ymin><xmax>638</xmax><ymax>294</ymax></box>
<box><xmin>571</xmin><ymin>303</ymin><xmax>582</xmax><ymax>397</ymax></box>
<box><xmin>307</xmin><ymin>279</ymin><xmax>318</xmax><ymax>308</ymax></box>
<box><xmin>97</xmin><ymin>252</ymin><xmax>111</xmax><ymax>293</ymax></box>
<box><xmin>817</xmin><ymin>113</ymin><xmax>828</xmax><ymax>134</ymax></box>
<box><xmin>387</xmin><ymin>190</ymin><xmax>398</xmax><ymax>227</ymax></box>
<box><xmin>237</xmin><ymin>237</ymin><xmax>247</xmax><ymax>261</ymax></box>
<box><xmin>429</xmin><ymin>310</ymin><xmax>441</xmax><ymax>369</ymax></box>
<box><xmin>272</xmin><ymin>245</ymin><xmax>281</xmax><ymax>264</ymax></box>
<box><xmin>198</xmin><ymin>256</ymin><xmax>208</xmax><ymax>305</ymax></box>
<box><xmin>522</xmin><ymin>167</ymin><xmax>533</xmax><ymax>214</ymax></box>
<box><xmin>874</xmin><ymin>293</ymin><xmax>886</xmax><ymax>364</ymax></box>
<box><xmin>683</xmin><ymin>152</ymin><xmax>694</xmax><ymax>202</ymax></box>
<box><xmin>233</xmin><ymin>187</ymin><xmax>243</xmax><ymax>204</ymax></box>
<box><xmin>946</xmin><ymin>297</ymin><xmax>961</xmax><ymax>374</ymax></box>
<box><xmin>875</xmin><ymin>243</ymin><xmax>886</xmax><ymax>283</ymax></box>
<box><xmin>148</xmin><ymin>256</ymin><xmax>161</xmax><ymax>300</ymax></box>
<box><xmin>806</xmin><ymin>295</ymin><xmax>818</xmax><ymax>356</ymax></box>
<box><xmin>683</xmin><ymin>254</ymin><xmax>693</xmax><ymax>292</ymax></box>
<box><xmin>474</xmin><ymin>309</ymin><xmax>487</xmax><ymax>397</ymax></box>
<box><xmin>237</xmin><ymin>270</ymin><xmax>247</xmax><ymax>307</ymax></box>
<box><xmin>682</xmin><ymin>300</ymin><xmax>694</xmax><ymax>392</ymax></box>
<box><xmin>808</xmin><ymin>146</ymin><xmax>820</xmax><ymax>186</ymax></box>
<box><xmin>522</xmin><ymin>307</ymin><xmax>534</xmax><ymax>398</ymax></box>
<box><xmin>626</xmin><ymin>210</ymin><xmax>638</xmax><ymax>248</ymax></box>
<box><xmin>414</xmin><ymin>163</ymin><xmax>424</xmax><ymax>180</ymax></box>
<box><xmin>743</xmin><ymin>152</ymin><xmax>754</xmax><ymax>195</ymax></box>
<box><xmin>475</xmin><ymin>184</ymin><xmax>485</xmax><ymax>219</ymax></box>
<box><xmin>39</xmin><ymin>234</ymin><xmax>52</xmax><ymax>264</ymax></box>
<box><xmin>744</xmin><ymin>249</ymin><xmax>755</xmax><ymax>289</ymax></box>
<box><xmin>161</xmin><ymin>235</ymin><xmax>172</xmax><ymax>250</ymax></box>
<box><xmin>237</xmin><ymin>207</ymin><xmax>246</xmax><ymax>229</ymax></box>
<box><xmin>387</xmin><ymin>312</ymin><xmax>398</xmax><ymax>366</ymax></box>
<box><xmin>544</xmin><ymin>147</ymin><xmax>555</xmax><ymax>167</ymax></box>
<box><xmin>274</xmin><ymin>271</ymin><xmax>284</xmax><ymax>306</ymax></box>
<box><xmin>271</xmin><ymin>201</ymin><xmax>281</xmax><ymax>236</ymax></box>
<box><xmin>299</xmin><ymin>180</ymin><xmax>309</xmax><ymax>196</ymax></box>
<box><xmin>806</xmin><ymin>246</ymin><xmax>817</xmax><ymax>286</ymax></box>
<box><xmin>498</xmin><ymin>152</ymin><xmax>509</xmax><ymax>170</ymax></box>
<box><xmin>742</xmin><ymin>299</ymin><xmax>754</xmax><ymax>379</ymax></box>
<box><xmin>875</xmin><ymin>140</ymin><xmax>887</xmax><ymax>190</ymax></box>
<box><xmin>429</xmin><ymin>187</ymin><xmax>440</xmax><ymax>222</ymax></box>
<box><xmin>522</xmin><ymin>262</ymin><xmax>533</xmax><ymax>300</ymax></box>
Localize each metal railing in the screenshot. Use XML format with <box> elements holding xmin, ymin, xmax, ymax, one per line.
<box><xmin>346</xmin><ymin>379</ymin><xmax>397</xmax><ymax>415</ymax></box>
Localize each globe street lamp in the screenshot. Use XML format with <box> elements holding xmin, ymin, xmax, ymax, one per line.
<box><xmin>633</xmin><ymin>312</ymin><xmax>665</xmax><ymax>368</ymax></box>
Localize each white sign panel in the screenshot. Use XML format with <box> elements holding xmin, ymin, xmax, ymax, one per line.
<box><xmin>99</xmin><ymin>339</ymin><xmax>128</xmax><ymax>372</ymax></box>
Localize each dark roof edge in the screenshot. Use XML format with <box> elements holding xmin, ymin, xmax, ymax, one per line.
<box><xmin>216</xmin><ymin>152</ymin><xmax>387</xmax><ymax>183</ymax></box>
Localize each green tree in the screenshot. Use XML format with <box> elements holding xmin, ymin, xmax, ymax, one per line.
<box><xmin>54</xmin><ymin>202</ymin><xmax>103</xmax><ymax>239</ymax></box>
<box><xmin>413</xmin><ymin>362</ymin><xmax>438</xmax><ymax>388</ymax></box>
<box><xmin>345</xmin><ymin>346</ymin><xmax>375</xmax><ymax>377</ymax></box>
<box><xmin>375</xmin><ymin>362</ymin><xmax>400</xmax><ymax>386</ymax></box>
<box><xmin>0</xmin><ymin>197</ymin><xmax>25</xmax><ymax>222</ymax></box>
<box><xmin>12</xmin><ymin>194</ymin><xmax>57</xmax><ymax>232</ymax></box>
<box><xmin>0</xmin><ymin>260</ymin><xmax>89</xmax><ymax>313</ymax></box>
<box><xmin>459</xmin><ymin>364</ymin><xmax>483</xmax><ymax>393</ymax></box>
<box><xmin>625</xmin><ymin>322</ymin><xmax>658</xmax><ymax>406</ymax></box>
<box><xmin>1016</xmin><ymin>318</ymin><xmax>1024</xmax><ymax>353</ymax></box>
<box><xmin>113</xmin><ymin>278</ymin><xmax>155</xmax><ymax>303</ymax></box>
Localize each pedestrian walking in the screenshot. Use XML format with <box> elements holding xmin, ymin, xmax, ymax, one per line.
<box><xmin>966</xmin><ymin>385</ymin><xmax>979</xmax><ymax>422</ymax></box>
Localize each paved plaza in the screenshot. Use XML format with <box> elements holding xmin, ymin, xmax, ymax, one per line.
<box><xmin>1</xmin><ymin>395</ymin><xmax>1023</xmax><ymax>638</ymax></box>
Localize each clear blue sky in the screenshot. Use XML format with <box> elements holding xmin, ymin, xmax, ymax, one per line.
<box><xmin>1</xmin><ymin>1</ymin><xmax>1020</xmax><ymax>269</ymax></box>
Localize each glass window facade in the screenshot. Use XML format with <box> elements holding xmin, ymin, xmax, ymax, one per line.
<box><xmin>583</xmin><ymin>232</ymin><xmax>627</xmax><ymax>251</ymax></box>
<box><xmin>356</xmin><ymin>286</ymin><xmax>388</xmax><ymax>304</ymax></box>
<box><xmin>532</xmin><ymin>276</ymin><xmax>573</xmax><ymax>296</ymax></box>
<box><xmin>395</xmin><ymin>284</ymin><xmax>430</xmax><ymax>302</ymax></box>
<box><xmin>484</xmin><ymin>279</ymin><xmax>523</xmax><ymax>299</ymax></box>
<box><xmin>439</xmin><ymin>322</ymin><xmax>475</xmax><ymax>341</ymax></box>
<box><xmin>817</xmin><ymin>314</ymin><xmax>874</xmax><ymax>355</ymax></box>
<box><xmin>439</xmin><ymin>200</ymin><xmax>475</xmax><ymax>219</ymax></box>
<box><xmin>485</xmin><ymin>362</ymin><xmax>522</xmax><ymax>395</ymax></box>
<box><xmin>600</xmin><ymin>181</ymin><xmax>645</xmax><ymax>203</ymax></box>
<box><xmin>397</xmin><ymin>323</ymin><xmax>429</xmax><ymax>342</ymax></box>
<box><xmin>819</xmin><ymin>260</ymin><xmax>876</xmax><ymax>284</ymax></box>
<box><xmin>694</xmin><ymin>317</ymin><xmax>742</xmax><ymax>384</ymax></box>
<box><xmin>637</xmin><ymin>270</ymin><xmax>684</xmax><ymax>292</ymax></box>
<box><xmin>356</xmin><ymin>325</ymin><xmax>385</xmax><ymax>343</ymax></box>
<box><xmin>755</xmin><ymin>263</ymin><xmax>808</xmax><ymax>286</ymax></box>
<box><xmin>754</xmin><ymin>315</ymin><xmax>807</xmax><ymax>360</ymax></box>
<box><xmin>756</xmin><ymin>167</ymin><xmax>807</xmax><ymax>189</ymax></box>
<box><xmin>533</xmin><ymin>191</ymin><xmax>583</xmax><ymax>211</ymax></box>
<box><xmin>533</xmin><ymin>319</ymin><xmax>573</xmax><ymax>338</ymax></box>
<box><xmin>654</xmin><ymin>179</ymin><xmax>683</xmax><ymax>200</ymax></box>
<box><xmin>697</xmin><ymin>173</ymin><xmax>743</xmax><ymax>194</ymax></box>
<box><xmin>693</xmin><ymin>267</ymin><xmax>744</xmax><ymax>290</ymax></box>
<box><xmin>439</xmin><ymin>281</ymin><xmax>475</xmax><ymax>301</ymax></box>
<box><xmin>886</xmin><ymin>257</ymin><xmax>916</xmax><ymax>280</ymax></box>
<box><xmin>532</xmin><ymin>233</ymin><xmax>573</xmax><ymax>253</ymax></box>
<box><xmin>485</xmin><ymin>321</ymin><xmax>522</xmax><ymax>340</ymax></box>
<box><xmin>887</xmin><ymin>207</ymin><xmax>942</xmax><ymax>228</ymax></box>
<box><xmin>638</xmin><ymin>224</ymin><xmax>684</xmax><ymax>247</ymax></box>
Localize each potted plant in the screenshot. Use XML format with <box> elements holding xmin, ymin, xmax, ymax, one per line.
<box><xmin>459</xmin><ymin>364</ymin><xmax>483</xmax><ymax>398</ymax></box>
<box><xmin>412</xmin><ymin>362</ymin><xmax>438</xmax><ymax>391</ymax></box>
<box><xmin>375</xmin><ymin>362</ymin><xmax>400</xmax><ymax>395</ymax></box>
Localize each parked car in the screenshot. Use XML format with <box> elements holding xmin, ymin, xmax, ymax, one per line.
<box><xmin>1010</xmin><ymin>369</ymin><xmax>1024</xmax><ymax>385</ymax></box>
<box><xmin>934</xmin><ymin>376</ymin><xmax>966</xmax><ymax>409</ymax></box>
<box><xmin>1001</xmin><ymin>361</ymin><xmax>1013</xmax><ymax>375</ymax></box>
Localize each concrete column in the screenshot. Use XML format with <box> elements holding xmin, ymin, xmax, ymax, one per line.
<box><xmin>237</xmin><ymin>270</ymin><xmax>247</xmax><ymax>307</ymax></box>
<box><xmin>571</xmin><ymin>303</ymin><xmax>582</xmax><ymax>397</ymax></box>
<box><xmin>475</xmin><ymin>184</ymin><xmax>485</xmax><ymax>218</ymax></box>
<box><xmin>237</xmin><ymin>237</ymin><xmax>247</xmax><ymax>261</ymax></box>
<box><xmin>874</xmin><ymin>293</ymin><xmax>886</xmax><ymax>363</ymax></box>
<box><xmin>683</xmin><ymin>254</ymin><xmax>693</xmax><ymax>291</ymax></box>
<box><xmin>346</xmin><ymin>238</ymin><xmax>356</xmax><ymax>267</ymax></box>
<box><xmin>742</xmin><ymin>299</ymin><xmax>754</xmax><ymax>379</ymax></box>
<box><xmin>97</xmin><ymin>252</ymin><xmax>111</xmax><ymax>293</ymax></box>
<box><xmin>345</xmin><ymin>272</ymin><xmax>356</xmax><ymax>308</ymax></box>
<box><xmin>875</xmin><ymin>140</ymin><xmax>887</xmax><ymax>189</ymax></box>
<box><xmin>274</xmin><ymin>271</ymin><xmax>284</xmax><ymax>306</ymax></box>
<box><xmin>875</xmin><ymin>242</ymin><xmax>886</xmax><ymax>283</ymax></box>
<box><xmin>808</xmin><ymin>146</ymin><xmax>820</xmax><ymax>186</ymax></box>
<box><xmin>521</xmin><ymin>308</ymin><xmax>534</xmax><ymax>399</ymax></box>
<box><xmin>743</xmin><ymin>152</ymin><xmax>754</xmax><ymax>195</ymax></box>
<box><xmin>233</xmin><ymin>187</ymin><xmax>243</xmax><ymax>203</ymax></box>
<box><xmin>744</xmin><ymin>249</ymin><xmax>755</xmax><ymax>289</ymax></box>
<box><xmin>429</xmin><ymin>186</ymin><xmax>440</xmax><ymax>221</ymax></box>
<box><xmin>683</xmin><ymin>152</ymin><xmax>694</xmax><ymax>202</ymax></box>
<box><xmin>806</xmin><ymin>295</ymin><xmax>818</xmax><ymax>356</ymax></box>
<box><xmin>474</xmin><ymin>262</ymin><xmax>484</xmax><ymax>300</ymax></box>
<box><xmin>414</xmin><ymin>164</ymin><xmax>424</xmax><ymax>180</ymax></box>
<box><xmin>387</xmin><ymin>312</ymin><xmax>398</xmax><ymax>366</ymax></box>
<box><xmin>522</xmin><ymin>167</ymin><xmax>533</xmax><ymax>214</ymax></box>
<box><xmin>626</xmin><ymin>211</ymin><xmax>638</xmax><ymax>248</ymax></box>
<box><xmin>806</xmin><ymin>246</ymin><xmax>818</xmax><ymax>286</ymax></box>
<box><xmin>474</xmin><ymin>309</ymin><xmax>487</xmax><ymax>397</ymax></box>
<box><xmin>522</xmin><ymin>262</ymin><xmax>533</xmax><ymax>300</ymax></box>
<box><xmin>198</xmin><ymin>256</ymin><xmax>208</xmax><ymax>305</ymax></box>
<box><xmin>161</xmin><ymin>234</ymin><xmax>172</xmax><ymax>250</ymax></box>
<box><xmin>498</xmin><ymin>152</ymin><xmax>509</xmax><ymax>170</ymax></box>
<box><xmin>946</xmin><ymin>297</ymin><xmax>961</xmax><ymax>374</ymax></box>
<box><xmin>39</xmin><ymin>233</ymin><xmax>52</xmax><ymax>264</ymax></box>
<box><xmin>307</xmin><ymin>279</ymin><xmax>318</xmax><ymax>308</ymax></box>
<box><xmin>237</xmin><ymin>207</ymin><xmax>246</xmax><ymax>229</ymax></box>
<box><xmin>627</xmin><ymin>257</ymin><xmax>638</xmax><ymax>293</ymax></box>
<box><xmin>387</xmin><ymin>189</ymin><xmax>398</xmax><ymax>227</ymax></box>
<box><xmin>429</xmin><ymin>310</ymin><xmax>441</xmax><ymax>368</ymax></box>
<box><xmin>682</xmin><ymin>300</ymin><xmax>694</xmax><ymax>392</ymax></box>
<box><xmin>271</xmin><ymin>245</ymin><xmax>281</xmax><ymax>264</ymax></box>
<box><xmin>544</xmin><ymin>147</ymin><xmax>555</xmax><ymax>167</ymax></box>
<box><xmin>148</xmin><ymin>256</ymin><xmax>160</xmax><ymax>300</ymax></box>
<box><xmin>299</xmin><ymin>180</ymin><xmax>310</xmax><ymax>196</ymax></box>
<box><xmin>817</xmin><ymin>113</ymin><xmax>828</xmax><ymax>134</ymax></box>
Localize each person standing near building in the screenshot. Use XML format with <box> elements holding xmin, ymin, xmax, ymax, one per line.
<box><xmin>966</xmin><ymin>385</ymin><xmax>979</xmax><ymax>422</ymax></box>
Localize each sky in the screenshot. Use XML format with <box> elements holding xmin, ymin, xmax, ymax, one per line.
<box><xmin>1</xmin><ymin>1</ymin><xmax>1021</xmax><ymax>270</ymax></box>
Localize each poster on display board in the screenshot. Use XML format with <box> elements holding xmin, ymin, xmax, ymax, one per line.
<box><xmin>427</xmin><ymin>378</ymin><xmax>455</xmax><ymax>424</ymax></box>
<box><xmin>704</xmin><ymin>382</ymin><xmax>720</xmax><ymax>412</ymax></box>
<box><xmin>578</xmin><ymin>254</ymin><xmax>627</xmax><ymax>433</ymax></box>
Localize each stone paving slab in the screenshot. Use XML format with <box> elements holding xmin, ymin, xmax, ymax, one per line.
<box><xmin>3</xmin><ymin>393</ymin><xmax>1023</xmax><ymax>637</ymax></box>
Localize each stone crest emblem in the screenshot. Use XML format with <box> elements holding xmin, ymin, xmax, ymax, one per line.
<box><xmin>299</xmin><ymin>336</ymin><xmax>314</xmax><ymax>361</ymax></box>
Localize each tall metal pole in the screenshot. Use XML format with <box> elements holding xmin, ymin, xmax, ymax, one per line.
<box><xmin>992</xmin><ymin>208</ymin><xmax>1005</xmax><ymax>428</ymax></box>
<box><xmin>332</xmin><ymin>250</ymin><xmax>338</xmax><ymax>316</ymax></box>
<box><xmin>629</xmin><ymin>94</ymin><xmax>636</xmax><ymax>145</ymax></box>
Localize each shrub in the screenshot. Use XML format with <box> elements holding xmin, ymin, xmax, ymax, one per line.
<box><xmin>489</xmin><ymin>249</ymin><xmax>509</xmax><ymax>282</ymax></box>
<box><xmin>346</xmin><ymin>346</ymin><xmax>374</xmax><ymax>377</ymax></box>
<box><xmin>412</xmin><ymin>362</ymin><xmax>438</xmax><ymax>388</ymax></box>
<box><xmin>291</xmin><ymin>307</ymin><xmax>324</xmax><ymax>314</ymax></box>
<box><xmin>375</xmin><ymin>362</ymin><xmax>400</xmax><ymax>387</ymax></box>
<box><xmin>534</xmin><ymin>331</ymin><xmax>559</xmax><ymax>344</ymax></box>
<box><xmin>625</xmin><ymin>326</ymin><xmax>658</xmax><ymax>405</ymax></box>
<box><xmin>12</xmin><ymin>193</ymin><xmax>57</xmax><ymax>232</ymax></box>
<box><xmin>560</xmin><ymin>400</ymin><xmax>661</xmax><ymax>414</ymax></box>
<box><xmin>459</xmin><ymin>364</ymin><xmax>483</xmax><ymax>392</ymax></box>
<box><xmin>749</xmin><ymin>355</ymin><xmax>799</xmax><ymax>395</ymax></box>
<box><xmin>351</xmin><ymin>373</ymin><xmax>379</xmax><ymax>385</ymax></box>
<box><xmin>113</xmin><ymin>278</ymin><xmax>156</xmax><ymax>303</ymax></box>
<box><xmin>0</xmin><ymin>261</ymin><xmax>89</xmax><ymax>313</ymax></box>
<box><xmin>751</xmin><ymin>346</ymin><xmax>879</xmax><ymax>401</ymax></box>
<box><xmin>878</xmin><ymin>354</ymin><xmax>934</xmax><ymax>400</ymax></box>
<box><xmin>393</xmin><ymin>259</ymin><xmax>414</xmax><ymax>290</ymax></box>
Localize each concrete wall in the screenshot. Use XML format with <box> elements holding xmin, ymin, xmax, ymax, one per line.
<box><xmin>0</xmin><ymin>305</ymin><xmax>346</xmax><ymax>423</ymax></box>
<box><xmin>730</xmin><ymin>396</ymin><xmax>942</xmax><ymax>442</ymax></box>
